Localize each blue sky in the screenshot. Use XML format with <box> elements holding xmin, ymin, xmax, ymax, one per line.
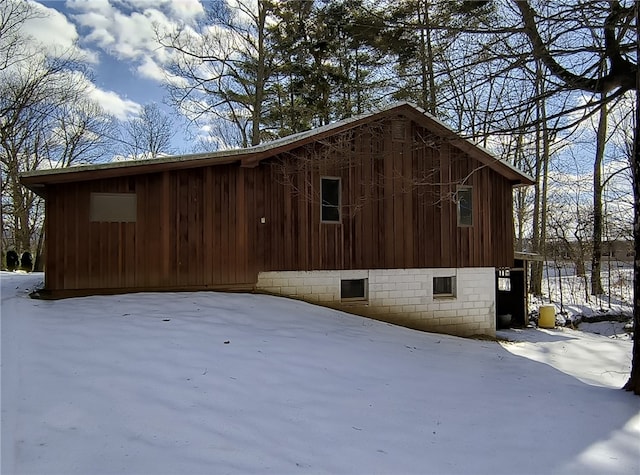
<box><xmin>28</xmin><ymin>0</ymin><xmax>209</xmax><ymax>153</ymax></box>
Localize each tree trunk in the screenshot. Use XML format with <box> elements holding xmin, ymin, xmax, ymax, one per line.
<box><xmin>251</xmin><ymin>0</ymin><xmax>267</xmax><ymax>146</ymax></box>
<box><xmin>591</xmin><ymin>98</ymin><xmax>606</xmax><ymax>295</ymax></box>
<box><xmin>529</xmin><ymin>61</ymin><xmax>550</xmax><ymax>295</ymax></box>
<box><xmin>0</xmin><ymin>180</ymin><xmax>4</xmax><ymax>269</ymax></box>
<box><xmin>529</xmin><ymin>118</ymin><xmax>543</xmax><ymax>292</ymax></box>
<box><xmin>13</xmin><ymin>185</ymin><xmax>31</xmax><ymax>253</ymax></box>
<box><xmin>623</xmin><ymin>40</ymin><xmax>639</xmax><ymax>393</ymax></box>
<box><xmin>623</xmin><ymin>120</ymin><xmax>639</xmax><ymax>394</ymax></box>
<box><xmin>419</xmin><ymin>0</ymin><xmax>437</xmax><ymax>115</ymax></box>
<box><xmin>33</xmin><ymin>224</ymin><xmax>45</xmax><ymax>272</ymax></box>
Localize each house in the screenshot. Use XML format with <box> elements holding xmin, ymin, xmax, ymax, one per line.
<box><xmin>20</xmin><ymin>102</ymin><xmax>534</xmax><ymax>337</ymax></box>
<box><xmin>547</xmin><ymin>239</ymin><xmax>635</xmax><ymax>263</ymax></box>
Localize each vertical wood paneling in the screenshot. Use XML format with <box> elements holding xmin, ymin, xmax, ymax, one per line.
<box><xmin>360</xmin><ymin>134</ymin><xmax>371</xmax><ymax>268</ymax></box>
<box><xmin>392</xmin><ymin>136</ymin><xmax>404</xmax><ymax>268</ymax></box>
<box><xmin>244</xmin><ymin>168</ymin><xmax>258</xmax><ymax>276</ymax></box>
<box><xmin>221</xmin><ymin>171</ymin><xmax>231</xmax><ymax>282</ymax></box>
<box><xmin>383</xmin><ymin>129</ymin><xmax>394</xmax><ymax>268</ymax></box>
<box><xmin>48</xmin><ymin>190</ymin><xmax>63</xmax><ymax>289</ymax></box>
<box><xmin>230</xmin><ymin>169</ymin><xmax>239</xmax><ymax>281</ymax></box>
<box><xmin>185</xmin><ymin>172</ymin><xmax>195</xmax><ymax>286</ymax></box>
<box><xmin>43</xmin><ymin>115</ymin><xmax>519</xmax><ymax>293</ymax></box>
<box><xmin>299</xmin><ymin>165</ymin><xmax>310</xmax><ymax>270</ymax></box>
<box><xmin>167</xmin><ymin>173</ymin><xmax>177</xmax><ymax>285</ymax></box>
<box><xmin>203</xmin><ymin>167</ymin><xmax>213</xmax><ymax>285</ymax></box>
<box><xmin>149</xmin><ymin>174</ymin><xmax>163</xmax><ymax>287</ymax></box>
<box><xmin>44</xmin><ymin>197</ymin><xmax>54</xmax><ymax>289</ymax></box>
<box><xmin>374</xmin><ymin>139</ymin><xmax>384</xmax><ymax>267</ymax></box>
<box><xmin>236</xmin><ymin>167</ymin><xmax>248</xmax><ymax>283</ymax></box>
<box><xmin>403</xmin><ymin>126</ymin><xmax>414</xmax><ymax>268</ymax></box>
<box><xmin>439</xmin><ymin>145</ymin><xmax>452</xmax><ymax>267</ymax></box>
<box><xmin>210</xmin><ymin>169</ymin><xmax>220</xmax><ymax>282</ymax></box>
<box><xmin>176</xmin><ymin>173</ymin><xmax>187</xmax><ymax>280</ymax></box>
<box><xmin>164</xmin><ymin>174</ymin><xmax>174</xmax><ymax>284</ymax></box>
<box><xmin>255</xmin><ymin>168</ymin><xmax>266</xmax><ymax>271</ymax></box>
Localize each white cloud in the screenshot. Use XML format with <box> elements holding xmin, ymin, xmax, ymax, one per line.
<box><xmin>136</xmin><ymin>56</ymin><xmax>166</xmax><ymax>82</ymax></box>
<box><xmin>167</xmin><ymin>0</ymin><xmax>204</xmax><ymax>22</ymax></box>
<box><xmin>66</xmin><ymin>0</ymin><xmax>114</xmax><ymax>17</ymax></box>
<box><xmin>86</xmin><ymin>85</ymin><xmax>141</xmax><ymax>120</ymax></box>
<box><xmin>56</xmin><ymin>69</ymin><xmax>141</xmax><ymax>121</ymax></box>
<box><xmin>118</xmin><ymin>0</ymin><xmax>204</xmax><ymax>22</ymax></box>
<box><xmin>137</xmin><ymin>56</ymin><xmax>188</xmax><ymax>87</ymax></box>
<box><xmin>76</xmin><ymin>11</ymin><xmax>116</xmax><ymax>47</ymax></box>
<box><xmin>67</xmin><ymin>0</ymin><xmax>204</xmax><ymax>73</ymax></box>
<box><xmin>21</xmin><ymin>1</ymin><xmax>98</xmax><ymax>63</ymax></box>
<box><xmin>71</xmin><ymin>7</ymin><xmax>159</xmax><ymax>61</ymax></box>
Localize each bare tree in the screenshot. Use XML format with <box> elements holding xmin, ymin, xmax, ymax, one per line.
<box><xmin>120</xmin><ymin>103</ymin><xmax>176</xmax><ymax>160</ymax></box>
<box><xmin>0</xmin><ymin>1</ymin><xmax>112</xmax><ymax>265</ymax></box>
<box><xmin>511</xmin><ymin>0</ymin><xmax>639</xmax><ymax>393</ymax></box>
<box><xmin>0</xmin><ymin>56</ymin><xmax>83</xmax><ymax>251</ymax></box>
<box><xmin>157</xmin><ymin>0</ymin><xmax>273</xmax><ymax>147</ymax></box>
<box><xmin>0</xmin><ymin>0</ymin><xmax>42</xmax><ymax>72</ymax></box>
<box><xmin>591</xmin><ymin>96</ymin><xmax>608</xmax><ymax>296</ymax></box>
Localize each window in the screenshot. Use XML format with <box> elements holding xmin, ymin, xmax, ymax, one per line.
<box><xmin>456</xmin><ymin>186</ymin><xmax>473</xmax><ymax>227</ymax></box>
<box><xmin>321</xmin><ymin>177</ymin><xmax>341</xmax><ymax>223</ymax></box>
<box><xmin>498</xmin><ymin>268</ymin><xmax>511</xmax><ymax>292</ymax></box>
<box><xmin>341</xmin><ymin>278</ymin><xmax>368</xmax><ymax>301</ymax></box>
<box><xmin>90</xmin><ymin>193</ymin><xmax>137</xmax><ymax>222</ymax></box>
<box><xmin>433</xmin><ymin>276</ymin><xmax>455</xmax><ymax>298</ymax></box>
<box><xmin>391</xmin><ymin>119</ymin><xmax>407</xmax><ymax>141</ymax></box>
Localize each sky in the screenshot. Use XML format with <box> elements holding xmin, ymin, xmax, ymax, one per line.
<box><xmin>2</xmin><ymin>270</ymin><xmax>638</xmax><ymax>474</ymax></box>
<box><xmin>18</xmin><ymin>0</ymin><xmax>638</xmax><ymax>176</ymax></box>
<box><xmin>26</xmin><ymin>0</ymin><xmax>209</xmax><ymax>153</ymax></box>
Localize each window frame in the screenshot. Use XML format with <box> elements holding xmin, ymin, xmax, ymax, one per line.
<box><xmin>497</xmin><ymin>268</ymin><xmax>511</xmax><ymax>292</ymax></box>
<box><xmin>320</xmin><ymin>176</ymin><xmax>341</xmax><ymax>223</ymax></box>
<box><xmin>433</xmin><ymin>276</ymin><xmax>456</xmax><ymax>298</ymax></box>
<box><xmin>340</xmin><ymin>278</ymin><xmax>368</xmax><ymax>302</ymax></box>
<box><xmin>456</xmin><ymin>186</ymin><xmax>473</xmax><ymax>227</ymax></box>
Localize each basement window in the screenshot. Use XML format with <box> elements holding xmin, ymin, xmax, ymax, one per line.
<box><xmin>456</xmin><ymin>186</ymin><xmax>473</xmax><ymax>227</ymax></box>
<box><xmin>433</xmin><ymin>276</ymin><xmax>456</xmax><ymax>298</ymax></box>
<box><xmin>341</xmin><ymin>278</ymin><xmax>368</xmax><ymax>301</ymax></box>
<box><xmin>321</xmin><ymin>177</ymin><xmax>341</xmax><ymax>223</ymax></box>
<box><xmin>90</xmin><ymin>193</ymin><xmax>137</xmax><ymax>222</ymax></box>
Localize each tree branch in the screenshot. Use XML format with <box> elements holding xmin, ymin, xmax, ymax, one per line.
<box><xmin>515</xmin><ymin>0</ymin><xmax>637</xmax><ymax>93</ymax></box>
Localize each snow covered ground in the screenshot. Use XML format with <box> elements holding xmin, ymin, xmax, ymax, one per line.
<box><xmin>1</xmin><ymin>272</ymin><xmax>639</xmax><ymax>475</ymax></box>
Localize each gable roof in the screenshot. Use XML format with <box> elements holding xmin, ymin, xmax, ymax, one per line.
<box><xmin>21</xmin><ymin>102</ymin><xmax>534</xmax><ymax>193</ymax></box>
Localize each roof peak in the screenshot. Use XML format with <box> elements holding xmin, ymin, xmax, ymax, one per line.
<box><xmin>20</xmin><ymin>102</ymin><xmax>534</xmax><ymax>190</ymax></box>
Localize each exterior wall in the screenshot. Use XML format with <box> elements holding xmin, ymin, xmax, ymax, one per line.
<box><xmin>256</xmin><ymin>267</ymin><xmax>496</xmax><ymax>338</ymax></box>
<box><xmin>254</xmin><ymin>119</ymin><xmax>517</xmax><ymax>273</ymax></box>
<box><xmin>39</xmin><ymin>112</ymin><xmax>516</xmax><ymax>296</ymax></box>
<box><xmin>43</xmin><ymin>167</ymin><xmax>255</xmax><ymax>293</ymax></box>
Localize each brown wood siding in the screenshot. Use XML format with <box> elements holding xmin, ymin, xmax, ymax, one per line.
<box><xmin>43</xmin><ymin>115</ymin><xmax>516</xmax><ymax>292</ymax></box>
<box><xmin>256</xmin><ymin>118</ymin><xmax>514</xmax><ymax>272</ymax></box>
<box><xmin>45</xmin><ymin>166</ymin><xmax>253</xmax><ymax>291</ymax></box>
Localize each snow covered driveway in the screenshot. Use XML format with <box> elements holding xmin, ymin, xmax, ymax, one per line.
<box><xmin>2</xmin><ymin>272</ymin><xmax>639</xmax><ymax>474</ymax></box>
